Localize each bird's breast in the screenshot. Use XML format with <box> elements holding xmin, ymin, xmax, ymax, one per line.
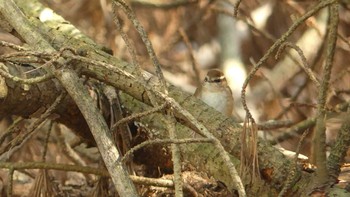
<box><xmin>200</xmin><ymin>90</ymin><xmax>232</xmax><ymax>115</ymax></box>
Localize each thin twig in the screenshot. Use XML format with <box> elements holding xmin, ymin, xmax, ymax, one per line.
<box><xmin>210</xmin><ymin>6</ymin><xmax>305</xmax><ymax>72</ymax></box>
<box><xmin>270</xmin><ymin>118</ymin><xmax>316</xmax><ymax>145</ymax></box>
<box><xmin>327</xmin><ymin>109</ymin><xmax>350</xmax><ymax>184</ymax></box>
<box><xmin>178</xmin><ymin>28</ymin><xmax>201</xmax><ymax>87</ymax></box>
<box><xmin>0</xmin><ymin>92</ymin><xmax>65</xmax><ymax>157</ymax></box>
<box><xmin>256</xmin><ymin>120</ymin><xmax>294</xmax><ymax>130</ymax></box>
<box><xmin>0</xmin><ymin>63</ymin><xmax>53</xmax><ymax>84</ymax></box>
<box><xmin>111</xmin><ymin>102</ymin><xmax>167</xmax><ymax>131</ymax></box>
<box><xmin>233</xmin><ymin>0</ymin><xmax>242</xmax><ymax>17</ymax></box>
<box><xmin>0</xmin><ymin>117</ymin><xmax>24</xmax><ymax>145</ymax></box>
<box><xmin>113</xmin><ymin>0</ymin><xmax>167</xmax><ymax>93</ymax></box>
<box><xmin>276</xmin><ymin>42</ymin><xmax>320</xmax><ymax>88</ymax></box>
<box><xmin>166</xmin><ymin>110</ymin><xmax>184</xmax><ymax>196</ymax></box>
<box><xmin>7</xmin><ymin>167</ymin><xmax>14</xmax><ymax>197</ymax></box>
<box><xmin>41</xmin><ymin>121</ymin><xmax>53</xmax><ymax>162</ymax></box>
<box><xmin>0</xmin><ymin>40</ymin><xmax>28</xmax><ymax>51</ymax></box>
<box><xmin>240</xmin><ymin>0</ymin><xmax>336</xmax><ymax>124</ymax></box>
<box><xmin>312</xmin><ymin>2</ymin><xmax>339</xmax><ymax>186</ymax></box>
<box><xmin>0</xmin><ymin>48</ymin><xmax>77</xmax><ymax>83</ymax></box>
<box><xmin>278</xmin><ymin>129</ymin><xmax>310</xmax><ymax>197</ymax></box>
<box><xmin>111</xmin><ymin>1</ymin><xmax>161</xmax><ymax>106</ymax></box>
<box><xmin>0</xmin><ymin>161</ymin><xmax>195</xmax><ymax>188</ymax></box>
<box><xmin>111</xmin><ymin>4</ymin><xmax>184</xmax><ymax>195</ymax></box>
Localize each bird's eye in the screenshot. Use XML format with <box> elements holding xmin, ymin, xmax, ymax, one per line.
<box><xmin>213</xmin><ymin>79</ymin><xmax>221</xmax><ymax>83</ymax></box>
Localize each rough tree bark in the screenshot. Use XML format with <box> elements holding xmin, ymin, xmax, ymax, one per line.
<box><xmin>0</xmin><ymin>0</ymin><xmax>139</xmax><ymax>196</ymax></box>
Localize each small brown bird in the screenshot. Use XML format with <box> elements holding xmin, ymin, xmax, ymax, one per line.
<box><xmin>194</xmin><ymin>69</ymin><xmax>234</xmax><ymax>116</ymax></box>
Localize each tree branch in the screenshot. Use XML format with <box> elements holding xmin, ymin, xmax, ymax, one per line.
<box><xmin>0</xmin><ymin>0</ymin><xmax>138</xmax><ymax>196</ymax></box>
